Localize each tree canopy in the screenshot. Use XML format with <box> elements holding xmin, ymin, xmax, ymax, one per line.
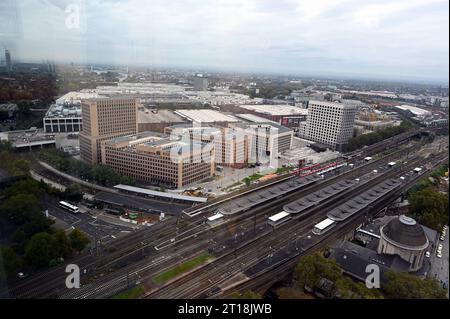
<box><xmin>69</xmin><ymin>229</ymin><xmax>91</xmax><ymax>253</ymax></box>
<box><xmin>383</xmin><ymin>271</ymin><xmax>447</xmax><ymax>299</ymax></box>
<box><xmin>408</xmin><ymin>187</ymin><xmax>449</xmax><ymax>230</ymax></box>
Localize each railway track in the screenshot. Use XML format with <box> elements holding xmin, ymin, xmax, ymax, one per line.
<box><xmin>143</xmin><ymin>154</ymin><xmax>438</xmax><ymax>298</ymax></box>
<box><xmin>7</xmin><ymin>138</ymin><xmax>438</xmax><ymax>298</ymax></box>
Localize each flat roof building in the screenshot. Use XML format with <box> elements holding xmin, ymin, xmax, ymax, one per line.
<box><xmin>174</xmin><ymin>109</ymin><xmax>239</xmax><ymax>124</ymax></box>
<box><xmin>137</xmin><ymin>108</ymin><xmax>187</xmax><ymax>133</ymax></box>
<box><xmin>43</xmin><ymin>104</ymin><xmax>83</xmax><ymax>133</ymax></box>
<box><xmin>165</xmin><ymin>124</ymin><xmax>248</xmax><ymax>168</ymax></box>
<box><xmin>101</xmin><ymin>132</ymin><xmax>215</xmax><ymax>188</ymax></box>
<box><xmin>238</xmin><ymin>104</ymin><xmax>308</xmax><ymax>128</ymax></box>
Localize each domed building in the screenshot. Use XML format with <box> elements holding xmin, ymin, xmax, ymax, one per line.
<box><xmin>377</xmin><ymin>215</ymin><xmax>429</xmax><ymax>272</ymax></box>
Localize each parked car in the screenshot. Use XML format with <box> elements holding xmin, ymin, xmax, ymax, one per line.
<box><xmin>425</xmin><ymin>251</ymin><xmax>431</xmax><ymax>258</ymax></box>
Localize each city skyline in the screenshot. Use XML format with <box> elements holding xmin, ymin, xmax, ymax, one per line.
<box><xmin>0</xmin><ymin>0</ymin><xmax>448</xmax><ymax>83</ymax></box>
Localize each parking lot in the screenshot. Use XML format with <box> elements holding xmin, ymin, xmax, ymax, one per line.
<box><xmin>44</xmin><ymin>199</ymin><xmax>136</xmax><ymax>246</ymax></box>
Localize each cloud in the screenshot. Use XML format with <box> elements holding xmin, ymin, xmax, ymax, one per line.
<box><xmin>0</xmin><ymin>0</ymin><xmax>447</xmax><ymax>82</ymax></box>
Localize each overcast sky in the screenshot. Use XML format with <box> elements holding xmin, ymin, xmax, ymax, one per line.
<box><xmin>1</xmin><ymin>0</ymin><xmax>448</xmax><ymax>83</ymax></box>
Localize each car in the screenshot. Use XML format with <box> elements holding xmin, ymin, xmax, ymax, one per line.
<box><xmin>17</xmin><ymin>272</ymin><xmax>26</xmax><ymax>279</ymax></box>
<box><xmin>425</xmin><ymin>251</ymin><xmax>431</xmax><ymax>258</ymax></box>
<box><xmin>440</xmin><ymin>236</ymin><xmax>445</xmax><ymax>241</ymax></box>
<box><xmin>437</xmin><ymin>252</ymin><xmax>442</xmax><ymax>258</ymax></box>
<box><xmin>438</xmin><ymin>244</ymin><xmax>443</xmax><ymax>250</ymax></box>
<box><xmin>400</xmin><ymin>176</ymin><xmax>405</xmax><ymax>180</ymax></box>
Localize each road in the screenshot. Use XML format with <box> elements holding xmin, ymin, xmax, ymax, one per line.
<box><xmin>6</xmin><ymin>134</ymin><xmax>447</xmax><ymax>299</ymax></box>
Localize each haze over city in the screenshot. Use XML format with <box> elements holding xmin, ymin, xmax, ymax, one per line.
<box><xmin>1</xmin><ymin>0</ymin><xmax>449</xmax><ymax>83</ymax></box>
<box><xmin>0</xmin><ymin>0</ymin><xmax>449</xmax><ymax>306</ymax></box>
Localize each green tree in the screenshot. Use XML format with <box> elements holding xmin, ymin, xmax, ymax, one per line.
<box><xmin>0</xmin><ymin>245</ymin><xmax>23</xmax><ymax>278</ymax></box>
<box><xmin>53</xmin><ymin>230</ymin><xmax>72</xmax><ymax>259</ymax></box>
<box><xmin>408</xmin><ymin>187</ymin><xmax>449</xmax><ymax>230</ymax></box>
<box><xmin>383</xmin><ymin>271</ymin><xmax>447</xmax><ymax>299</ymax></box>
<box><xmin>0</xmin><ymin>194</ymin><xmax>42</xmax><ymax>225</ymax></box>
<box><xmin>69</xmin><ymin>229</ymin><xmax>90</xmax><ymax>253</ymax></box>
<box><xmin>24</xmin><ymin>232</ymin><xmax>59</xmax><ymax>268</ymax></box>
<box><xmin>294</xmin><ymin>252</ymin><xmax>342</xmax><ymax>292</ymax></box>
<box><xmin>63</xmin><ymin>184</ymin><xmax>84</xmax><ymax>202</ymax></box>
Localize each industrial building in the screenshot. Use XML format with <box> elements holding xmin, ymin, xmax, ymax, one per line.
<box><xmin>174</xmin><ymin>109</ymin><xmax>239</xmax><ymax>124</ymax></box>
<box><xmin>394</xmin><ymin>105</ymin><xmax>432</xmax><ymax>119</ymax></box>
<box><xmin>137</xmin><ymin>108</ymin><xmax>187</xmax><ymax>133</ymax></box>
<box><xmin>79</xmin><ymin>97</ymin><xmax>139</xmax><ymax>164</ymax></box>
<box><xmin>299</xmin><ymin>100</ymin><xmax>359</xmax><ymax>152</ymax></box>
<box><xmin>101</xmin><ymin>132</ymin><xmax>215</xmax><ymax>188</ymax></box>
<box><xmin>238</xmin><ymin>104</ymin><xmax>308</xmax><ymax>128</ymax></box>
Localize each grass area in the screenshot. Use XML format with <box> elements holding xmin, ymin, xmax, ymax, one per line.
<box><xmin>152</xmin><ymin>252</ymin><xmax>212</xmax><ymax>285</ymax></box>
<box><xmin>246</xmin><ymin>173</ymin><xmax>263</xmax><ymax>181</ymax></box>
<box><xmin>111</xmin><ymin>285</ymin><xmax>145</xmax><ymax>299</ymax></box>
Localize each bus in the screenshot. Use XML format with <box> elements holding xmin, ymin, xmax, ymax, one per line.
<box><xmin>268</xmin><ymin>211</ymin><xmax>291</xmax><ymax>227</ymax></box>
<box><xmin>312</xmin><ymin>218</ymin><xmax>335</xmax><ymax>235</ymax></box>
<box><xmin>59</xmin><ymin>201</ymin><xmax>79</xmax><ymax>214</ymax></box>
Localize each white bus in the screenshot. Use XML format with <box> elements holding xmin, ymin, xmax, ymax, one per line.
<box><xmin>312</xmin><ymin>218</ymin><xmax>336</xmax><ymax>235</ymax></box>
<box><xmin>59</xmin><ymin>201</ymin><xmax>79</xmax><ymax>214</ymax></box>
<box><xmin>268</xmin><ymin>211</ymin><xmax>291</xmax><ymax>227</ymax></box>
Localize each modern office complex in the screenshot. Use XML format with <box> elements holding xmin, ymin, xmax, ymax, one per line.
<box><xmin>43</xmin><ymin>104</ymin><xmax>82</xmax><ymax>133</ymax></box>
<box><xmin>299</xmin><ymin>100</ymin><xmax>359</xmax><ymax>152</ymax></box>
<box><xmin>166</xmin><ymin>125</ymin><xmax>248</xmax><ymax>168</ymax></box>
<box><xmin>101</xmin><ymin>132</ymin><xmax>215</xmax><ymax>188</ymax></box>
<box><xmin>230</xmin><ymin>122</ymin><xmax>293</xmax><ymax>154</ymax></box>
<box><xmin>166</xmin><ymin>121</ymin><xmax>293</xmax><ymax>168</ymax></box>
<box><xmin>79</xmin><ymin>97</ymin><xmax>139</xmax><ymax>164</ymax></box>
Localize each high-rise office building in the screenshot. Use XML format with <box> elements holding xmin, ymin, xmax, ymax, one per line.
<box><xmin>193</xmin><ymin>74</ymin><xmax>208</xmax><ymax>91</ymax></box>
<box><xmin>299</xmin><ymin>100</ymin><xmax>358</xmax><ymax>152</ymax></box>
<box><xmin>79</xmin><ymin>97</ymin><xmax>139</xmax><ymax>164</ymax></box>
<box><xmin>5</xmin><ymin>49</ymin><xmax>12</xmax><ymax>71</ymax></box>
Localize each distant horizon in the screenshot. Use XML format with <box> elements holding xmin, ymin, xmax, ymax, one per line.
<box><xmin>1</xmin><ymin>0</ymin><xmax>448</xmax><ymax>86</ymax></box>
<box><xmin>6</xmin><ymin>55</ymin><xmax>449</xmax><ymax>87</ymax></box>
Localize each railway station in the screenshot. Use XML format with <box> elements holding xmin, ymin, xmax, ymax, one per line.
<box><xmin>283</xmin><ymin>179</ymin><xmax>355</xmax><ymax>215</ymax></box>
<box><xmin>327</xmin><ymin>178</ymin><xmax>402</xmax><ymax>221</ymax></box>
<box><xmin>216</xmin><ymin>174</ymin><xmax>321</xmax><ymax>215</ymax></box>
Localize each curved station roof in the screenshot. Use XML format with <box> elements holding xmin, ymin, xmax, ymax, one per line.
<box><xmin>327</xmin><ymin>178</ymin><xmax>402</xmax><ymax>221</ymax></box>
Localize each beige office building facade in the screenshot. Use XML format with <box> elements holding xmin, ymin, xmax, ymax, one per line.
<box><xmin>101</xmin><ymin>132</ymin><xmax>215</xmax><ymax>188</ymax></box>
<box><xmin>79</xmin><ymin>97</ymin><xmax>139</xmax><ymax>164</ymax></box>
